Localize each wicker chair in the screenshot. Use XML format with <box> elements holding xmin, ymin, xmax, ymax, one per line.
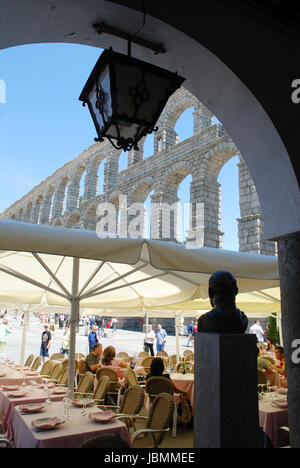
<box><xmin>124</xmin><ymin>367</ymin><xmax>146</xmax><ymax>388</ymax></box>
<box><xmin>77</xmin><ymin>359</ymin><xmax>87</xmax><ymax>376</ymax></box>
<box><xmin>61</xmin><ymin>358</ymin><xmax>69</xmax><ymax>370</ymax></box>
<box><xmin>40</xmin><ymin>360</ymin><xmax>54</xmax><ymax>378</ymax></box>
<box><xmin>24</xmin><ymin>354</ymin><xmax>34</xmax><ymax>367</ymax></box>
<box><xmin>75</xmin><ymin>353</ymin><xmax>85</xmax><ymax>360</ymax></box>
<box><xmin>0</xmin><ymin>436</ymin><xmax>12</xmax><ymax>448</ymax></box>
<box><xmin>141</xmin><ymin>356</ymin><xmax>155</xmax><ymax>374</ymax></box>
<box><xmin>168</xmin><ymin>354</ymin><xmax>178</xmax><ymax>369</ymax></box>
<box><xmin>145</xmin><ymin>376</ymin><xmax>181</xmax><ymax>437</ymax></box>
<box><xmin>44</xmin><ymin>362</ymin><xmax>63</xmax><ymax>383</ymax></box>
<box><xmin>183</xmin><ymin>349</ymin><xmax>194</xmax><ymax>358</ymax></box>
<box><xmin>138</xmin><ymin>351</ymin><xmax>150</xmax><ymax>358</ymax></box>
<box><xmin>156</xmin><ymin>350</ymin><xmax>168</xmax><ymax>358</ymax></box>
<box><xmin>93</xmin><ymin>375</ymin><xmax>110</xmax><ymax>405</ymax></box>
<box><xmin>54</xmin><ymin>367</ymin><xmax>69</xmax><ymax>387</ymax></box>
<box><xmin>175</xmin><ymin>361</ymin><xmax>194</xmax><ymax>373</ymax></box>
<box><xmin>117</xmin><ymin>352</ymin><xmax>130</xmax><ymax>362</ymax></box>
<box><xmin>74</xmin><ymin>372</ymin><xmax>95</xmax><ymax>399</ymax></box>
<box><xmin>185</xmin><ymin>354</ymin><xmax>194</xmax><ymax>363</ymax></box>
<box><xmin>49</xmin><ymin>353</ymin><xmax>64</xmax><ymax>360</ymax></box>
<box><xmin>30</xmin><ymin>356</ymin><xmax>41</xmax><ymax>371</ymax></box>
<box><xmin>131</xmin><ymin>393</ymin><xmax>174</xmax><ymax>448</ymax></box>
<box><xmin>96</xmin><ymin>367</ymin><xmax>122</xmax><ymax>406</ymax></box>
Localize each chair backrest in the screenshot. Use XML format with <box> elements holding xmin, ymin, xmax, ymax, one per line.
<box><xmin>124</xmin><ymin>367</ymin><xmax>139</xmax><ymax>387</ymax></box>
<box><xmin>145</xmin><ymin>376</ymin><xmax>174</xmax><ymax>402</ymax></box>
<box><xmin>120</xmin><ymin>385</ymin><xmax>145</xmax><ymax>415</ymax></box>
<box><xmin>40</xmin><ymin>360</ymin><xmax>54</xmax><ymax>377</ymax></box>
<box><xmin>96</xmin><ymin>366</ymin><xmax>119</xmax><ymax>391</ymax></box>
<box><xmin>24</xmin><ymin>354</ymin><xmax>34</xmax><ymax>367</ymax></box>
<box><xmin>183</xmin><ymin>350</ymin><xmax>194</xmax><ymax>358</ymax></box>
<box><xmin>31</xmin><ymin>356</ymin><xmax>41</xmax><ymax>371</ymax></box>
<box><xmin>57</xmin><ymin>367</ymin><xmax>68</xmax><ymax>386</ymax></box>
<box><xmin>136</xmin><ymin>393</ymin><xmax>174</xmax><ymax>448</ymax></box>
<box><xmin>93</xmin><ymin>375</ymin><xmax>110</xmax><ymax>402</ymax></box>
<box><xmin>49</xmin><ymin>362</ymin><xmax>63</xmax><ymax>380</ymax></box>
<box><xmin>78</xmin><ymin>359</ymin><xmax>87</xmax><ymax>375</ymax></box>
<box><xmin>76</xmin><ymin>372</ymin><xmax>95</xmax><ymax>395</ymax></box>
<box><xmin>75</xmin><ymin>353</ymin><xmax>85</xmax><ymax>360</ymax></box>
<box><xmin>185</xmin><ymin>354</ymin><xmax>194</xmax><ymax>362</ymax></box>
<box><xmin>138</xmin><ymin>351</ymin><xmax>149</xmax><ymax>358</ymax></box>
<box><xmin>61</xmin><ymin>358</ymin><xmax>69</xmax><ymax>370</ymax></box>
<box><xmin>176</xmin><ymin>361</ymin><xmax>194</xmax><ymax>373</ymax></box>
<box><xmin>156</xmin><ymin>350</ymin><xmax>168</xmax><ymax>358</ymax></box>
<box><xmin>141</xmin><ymin>356</ymin><xmax>154</xmax><ymax>374</ymax></box>
<box><xmin>49</xmin><ymin>353</ymin><xmax>64</xmax><ymax>360</ymax></box>
<box><xmin>117</xmin><ymin>352</ymin><xmax>130</xmax><ymax>360</ymax></box>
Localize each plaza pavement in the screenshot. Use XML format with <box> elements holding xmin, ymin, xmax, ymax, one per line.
<box><xmin>4</xmin><ymin>315</ymin><xmax>193</xmax><ymax>363</ymax></box>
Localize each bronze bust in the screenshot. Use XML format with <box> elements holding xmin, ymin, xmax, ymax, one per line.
<box><xmin>197</xmin><ymin>270</ymin><xmax>248</xmax><ymax>334</ymax></box>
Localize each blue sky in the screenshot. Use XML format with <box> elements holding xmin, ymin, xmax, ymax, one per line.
<box><xmin>0</xmin><ymin>43</ymin><xmax>240</xmax><ymax>250</ymax></box>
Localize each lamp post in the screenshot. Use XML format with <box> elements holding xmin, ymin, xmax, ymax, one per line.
<box><xmin>79</xmin><ymin>47</ymin><xmax>185</xmax><ymax>151</ymax></box>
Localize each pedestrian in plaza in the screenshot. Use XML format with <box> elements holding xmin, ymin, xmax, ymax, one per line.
<box><xmin>186</xmin><ymin>320</ymin><xmax>194</xmax><ymax>347</ymax></box>
<box><xmin>58</xmin><ymin>314</ymin><xmax>65</xmax><ymax>330</ymax></box>
<box><xmin>60</xmin><ymin>325</ymin><xmax>70</xmax><ymax>356</ymax></box>
<box><xmin>249</xmin><ymin>320</ymin><xmax>265</xmax><ymax>350</ymax></box>
<box><xmin>156</xmin><ymin>324</ymin><xmax>167</xmax><ymax>353</ymax></box>
<box><xmin>112</xmin><ymin>317</ymin><xmax>118</xmax><ymax>334</ymax></box>
<box><xmin>0</xmin><ymin>316</ymin><xmax>12</xmax><ymax>360</ymax></box>
<box><xmin>40</xmin><ymin>324</ymin><xmax>52</xmax><ymax>364</ymax></box>
<box><xmin>144</xmin><ymin>324</ymin><xmax>156</xmax><ymax>356</ymax></box>
<box><xmin>88</xmin><ymin>325</ymin><xmax>99</xmax><ymax>353</ymax></box>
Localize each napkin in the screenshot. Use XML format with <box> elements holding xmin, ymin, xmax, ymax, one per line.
<box><xmin>1</xmin><ymin>385</ymin><xmax>19</xmax><ymax>391</ymax></box>
<box><xmin>7</xmin><ymin>390</ymin><xmax>28</xmax><ymax>398</ymax></box>
<box><xmin>32</xmin><ymin>417</ymin><xmax>64</xmax><ymax>430</ymax></box>
<box><xmin>19</xmin><ymin>403</ymin><xmax>45</xmax><ymax>413</ymax></box>
<box><xmin>52</xmin><ymin>387</ymin><xmax>67</xmax><ymax>394</ymax></box>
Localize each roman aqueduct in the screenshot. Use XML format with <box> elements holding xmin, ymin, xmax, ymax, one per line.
<box><xmin>0</xmin><ymin>87</ymin><xmax>276</xmax><ymax>256</ymax></box>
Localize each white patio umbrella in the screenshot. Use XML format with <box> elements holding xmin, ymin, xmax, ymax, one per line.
<box><xmin>0</xmin><ymin>220</ymin><xmax>279</xmax><ymax>394</ymax></box>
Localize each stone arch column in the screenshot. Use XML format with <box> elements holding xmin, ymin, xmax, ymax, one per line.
<box><xmin>238</xmin><ymin>160</ymin><xmax>277</xmax><ymax>255</ymax></box>
<box><xmin>186</xmin><ymin>174</ymin><xmax>223</xmax><ymax>248</ymax></box>
<box><xmin>193</xmin><ymin>102</ymin><xmax>213</xmax><ymax>134</ymax></box>
<box><xmin>66</xmin><ymin>166</ymin><xmax>86</xmax><ymax>212</ymax></box>
<box><xmin>39</xmin><ymin>188</ymin><xmax>55</xmax><ymax>225</ymax></box>
<box><xmin>30</xmin><ymin>196</ymin><xmax>43</xmax><ymax>224</ymax></box>
<box><xmin>103</xmin><ymin>149</ymin><xmax>120</xmax><ymax>192</ymax></box>
<box><xmin>128</xmin><ymin>136</ymin><xmax>145</xmax><ymax>166</ymax></box>
<box><xmin>150</xmin><ymin>190</ymin><xmax>181</xmax><ymax>241</ymax></box>
<box><xmin>23</xmin><ymin>202</ymin><xmax>33</xmax><ymax>223</ymax></box>
<box><xmin>83</xmin><ymin>156</ymin><xmax>105</xmax><ymax>202</ymax></box>
<box><xmin>51</xmin><ymin>178</ymin><xmax>68</xmax><ymax>220</ymax></box>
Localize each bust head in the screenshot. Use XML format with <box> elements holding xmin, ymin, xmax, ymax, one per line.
<box><xmin>208</xmin><ymin>270</ymin><xmax>238</xmax><ymax>307</ymax></box>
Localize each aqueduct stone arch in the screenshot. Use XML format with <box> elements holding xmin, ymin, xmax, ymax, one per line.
<box><xmin>0</xmin><ymin>88</ymin><xmax>275</xmax><ymax>255</ymax></box>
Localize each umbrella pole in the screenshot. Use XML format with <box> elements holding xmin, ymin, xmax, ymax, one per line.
<box><xmin>175</xmin><ymin>315</ymin><xmax>180</xmax><ymax>363</ymax></box>
<box><xmin>68</xmin><ymin>257</ymin><xmax>80</xmax><ymax>397</ymax></box>
<box><xmin>20</xmin><ymin>309</ymin><xmax>30</xmax><ymax>365</ymax></box>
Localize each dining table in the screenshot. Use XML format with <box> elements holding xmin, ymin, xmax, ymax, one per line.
<box><xmin>170</xmin><ymin>373</ymin><xmax>194</xmax><ymax>411</ymax></box>
<box><xmin>0</xmin><ymin>363</ymin><xmax>43</xmax><ymax>387</ymax></box>
<box><xmin>6</xmin><ymin>400</ymin><xmax>131</xmax><ymax>448</ymax></box>
<box><xmin>0</xmin><ymin>384</ymin><xmax>67</xmax><ymax>431</ymax></box>
<box><xmin>258</xmin><ymin>392</ymin><xmax>289</xmax><ymax>448</ymax></box>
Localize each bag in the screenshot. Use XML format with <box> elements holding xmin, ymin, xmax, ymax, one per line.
<box><xmin>177</xmin><ymin>394</ymin><xmax>192</xmax><ymax>424</ymax></box>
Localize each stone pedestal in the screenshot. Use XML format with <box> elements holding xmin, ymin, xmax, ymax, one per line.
<box><xmin>194</xmin><ymin>332</ymin><xmax>259</xmax><ymax>448</ymax></box>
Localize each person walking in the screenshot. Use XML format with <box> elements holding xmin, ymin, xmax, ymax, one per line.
<box><xmin>88</xmin><ymin>325</ymin><xmax>99</xmax><ymax>353</ymax></box>
<box><xmin>249</xmin><ymin>320</ymin><xmax>265</xmax><ymax>350</ymax></box>
<box><xmin>40</xmin><ymin>324</ymin><xmax>52</xmax><ymax>364</ymax></box>
<box><xmin>156</xmin><ymin>324</ymin><xmax>167</xmax><ymax>353</ymax></box>
<box><xmin>0</xmin><ymin>316</ymin><xmax>11</xmax><ymax>360</ymax></box>
<box><xmin>186</xmin><ymin>320</ymin><xmax>194</xmax><ymax>347</ymax></box>
<box><xmin>60</xmin><ymin>325</ymin><xmax>70</xmax><ymax>356</ymax></box>
<box><xmin>144</xmin><ymin>324</ymin><xmax>155</xmax><ymax>356</ymax></box>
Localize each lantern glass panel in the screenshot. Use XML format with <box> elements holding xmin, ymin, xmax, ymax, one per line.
<box><xmin>89</xmin><ymin>68</ymin><xmax>113</xmax><ymax>131</ymax></box>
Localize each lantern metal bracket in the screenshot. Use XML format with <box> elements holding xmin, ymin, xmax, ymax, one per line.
<box><xmin>92</xmin><ymin>23</ymin><xmax>166</xmax><ymax>56</ymax></box>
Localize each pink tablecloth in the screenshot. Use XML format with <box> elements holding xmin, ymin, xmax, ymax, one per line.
<box><xmin>259</xmin><ymin>399</ymin><xmax>289</xmax><ymax>447</ymax></box>
<box><xmin>0</xmin><ymin>364</ymin><xmax>43</xmax><ymax>387</ymax></box>
<box><xmin>0</xmin><ymin>386</ymin><xmax>66</xmax><ymax>430</ymax></box>
<box><xmin>171</xmin><ymin>373</ymin><xmax>194</xmax><ymax>410</ymax></box>
<box><xmin>7</xmin><ymin>401</ymin><xmax>131</xmax><ymax>448</ymax></box>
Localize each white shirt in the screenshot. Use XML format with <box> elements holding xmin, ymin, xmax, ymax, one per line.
<box><xmin>144</xmin><ymin>330</ymin><xmax>155</xmax><ymax>344</ymax></box>
<box><xmin>249</xmin><ymin>323</ymin><xmax>264</xmax><ymax>342</ymax></box>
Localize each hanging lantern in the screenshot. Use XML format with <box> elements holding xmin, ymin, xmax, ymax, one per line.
<box><xmin>79</xmin><ymin>48</ymin><xmax>185</xmax><ymax>151</ymax></box>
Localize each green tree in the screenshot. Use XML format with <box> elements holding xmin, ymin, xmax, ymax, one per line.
<box><xmin>268</xmin><ymin>313</ymin><xmax>280</xmax><ymax>345</ymax></box>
